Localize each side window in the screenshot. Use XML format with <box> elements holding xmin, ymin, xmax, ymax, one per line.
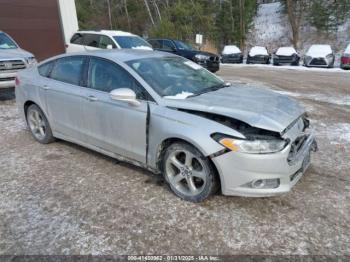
<box><xmin>50</xmin><ymin>56</ymin><xmax>85</xmax><ymax>86</ymax></box>
<box><xmin>99</xmin><ymin>35</ymin><xmax>116</xmax><ymax>49</ymax></box>
<box><xmin>70</xmin><ymin>33</ymin><xmax>83</xmax><ymax>45</ymax></box>
<box><xmin>38</xmin><ymin>61</ymin><xmax>54</xmax><ymax>77</ymax></box>
<box><xmin>162</xmin><ymin>40</ymin><xmax>176</xmax><ymax>51</ymax></box>
<box><xmin>88</xmin><ymin>57</ymin><xmax>148</xmax><ymax>100</ymax></box>
<box><xmin>83</xmin><ymin>34</ymin><xmax>100</xmax><ymax>48</ymax></box>
<box><xmin>148</xmin><ymin>39</ymin><xmax>161</xmax><ymax>49</ymax></box>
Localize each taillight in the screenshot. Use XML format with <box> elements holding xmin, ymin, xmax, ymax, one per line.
<box><xmin>341</xmin><ymin>56</ymin><xmax>350</xmax><ymax>63</ymax></box>
<box><xmin>15</xmin><ymin>77</ymin><xmax>20</xmax><ymax>87</ymax></box>
<box><xmin>65</xmin><ymin>44</ymin><xmax>69</xmax><ymax>49</ymax></box>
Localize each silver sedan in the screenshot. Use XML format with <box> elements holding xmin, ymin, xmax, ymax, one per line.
<box><xmin>15</xmin><ymin>50</ymin><xmax>317</xmax><ymax>202</ymax></box>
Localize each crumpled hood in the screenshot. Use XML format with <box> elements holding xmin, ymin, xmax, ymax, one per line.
<box><xmin>162</xmin><ymin>84</ymin><xmax>305</xmax><ymax>133</ymax></box>
<box><xmin>0</xmin><ymin>48</ymin><xmax>34</xmax><ymax>60</ymax></box>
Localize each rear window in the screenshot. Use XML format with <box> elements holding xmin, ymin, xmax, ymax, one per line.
<box><xmin>50</xmin><ymin>56</ymin><xmax>85</xmax><ymax>86</ymax></box>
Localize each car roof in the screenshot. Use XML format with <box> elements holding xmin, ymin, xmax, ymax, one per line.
<box><xmin>77</xmin><ymin>30</ymin><xmax>138</xmax><ymax>37</ymax></box>
<box><xmin>49</xmin><ymin>49</ymin><xmax>177</xmax><ymax>63</ymax></box>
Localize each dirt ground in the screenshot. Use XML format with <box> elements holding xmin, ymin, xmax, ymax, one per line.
<box><xmin>0</xmin><ymin>65</ymin><xmax>349</xmax><ymax>255</ymax></box>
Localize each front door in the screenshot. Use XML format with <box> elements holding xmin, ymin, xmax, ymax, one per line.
<box><xmin>80</xmin><ymin>57</ymin><xmax>149</xmax><ymax>163</ymax></box>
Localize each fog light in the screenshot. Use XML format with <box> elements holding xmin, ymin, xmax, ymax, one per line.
<box><xmin>252</xmin><ymin>179</ymin><xmax>265</xmax><ymax>189</ymax></box>
<box><xmin>242</xmin><ymin>179</ymin><xmax>280</xmax><ymax>189</ymax></box>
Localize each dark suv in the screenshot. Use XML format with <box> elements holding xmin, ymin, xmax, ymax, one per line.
<box><xmin>147</xmin><ymin>38</ymin><xmax>220</xmax><ymax>72</ymax></box>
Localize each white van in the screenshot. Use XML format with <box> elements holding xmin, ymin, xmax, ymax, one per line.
<box><xmin>66</xmin><ymin>30</ymin><xmax>153</xmax><ymax>53</ymax></box>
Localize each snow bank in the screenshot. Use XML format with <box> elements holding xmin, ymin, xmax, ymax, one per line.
<box><xmin>306</xmin><ymin>45</ymin><xmax>333</xmax><ymax>57</ymax></box>
<box><xmin>222</xmin><ymin>45</ymin><xmax>241</xmax><ymax>55</ymax></box>
<box><xmin>249</xmin><ymin>46</ymin><xmax>268</xmax><ymax>56</ymax></box>
<box><xmin>276</xmin><ymin>47</ymin><xmax>297</xmax><ymax>56</ymax></box>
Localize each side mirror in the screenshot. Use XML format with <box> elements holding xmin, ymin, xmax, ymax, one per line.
<box><xmin>110</xmin><ymin>88</ymin><xmax>140</xmax><ymax>106</ymax></box>
<box><xmin>107</xmin><ymin>44</ymin><xmax>113</xmax><ymax>50</ymax></box>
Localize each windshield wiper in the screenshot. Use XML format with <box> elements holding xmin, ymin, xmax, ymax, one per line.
<box><xmin>188</xmin><ymin>82</ymin><xmax>230</xmax><ymax>98</ymax></box>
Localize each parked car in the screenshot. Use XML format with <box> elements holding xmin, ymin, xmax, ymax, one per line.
<box><xmin>304</xmin><ymin>45</ymin><xmax>335</xmax><ymax>68</ymax></box>
<box><xmin>66</xmin><ymin>30</ymin><xmax>152</xmax><ymax>53</ymax></box>
<box><xmin>221</xmin><ymin>45</ymin><xmax>243</xmax><ymax>64</ymax></box>
<box><xmin>273</xmin><ymin>47</ymin><xmax>300</xmax><ymax>66</ymax></box>
<box><xmin>0</xmin><ymin>31</ymin><xmax>37</xmax><ymax>89</ymax></box>
<box><xmin>340</xmin><ymin>44</ymin><xmax>350</xmax><ymax>70</ymax></box>
<box><xmin>147</xmin><ymin>38</ymin><xmax>220</xmax><ymax>72</ymax></box>
<box><xmin>16</xmin><ymin>50</ymin><xmax>317</xmax><ymax>202</ymax></box>
<box><xmin>246</xmin><ymin>46</ymin><xmax>270</xmax><ymax>64</ymax></box>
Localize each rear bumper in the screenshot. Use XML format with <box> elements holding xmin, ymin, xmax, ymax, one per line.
<box><xmin>212</xmin><ymin>133</ymin><xmax>317</xmax><ymax>197</ymax></box>
<box><xmin>0</xmin><ymin>71</ymin><xmax>17</xmax><ymax>88</ymax></box>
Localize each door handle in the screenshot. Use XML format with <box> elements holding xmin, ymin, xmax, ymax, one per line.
<box><xmin>86</xmin><ymin>95</ymin><xmax>98</xmax><ymax>102</ymax></box>
<box><xmin>42</xmin><ymin>85</ymin><xmax>50</xmax><ymax>90</ymax></box>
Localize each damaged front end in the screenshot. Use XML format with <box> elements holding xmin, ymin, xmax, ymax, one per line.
<box><xmin>178</xmin><ymin>109</ymin><xmax>318</xmax><ymax>197</ymax></box>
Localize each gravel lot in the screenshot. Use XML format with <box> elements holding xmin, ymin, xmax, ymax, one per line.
<box><xmin>0</xmin><ymin>65</ymin><xmax>349</xmax><ymax>255</ymax></box>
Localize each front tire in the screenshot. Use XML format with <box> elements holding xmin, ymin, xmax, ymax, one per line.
<box><xmin>26</xmin><ymin>104</ymin><xmax>55</xmax><ymax>144</ymax></box>
<box><xmin>162</xmin><ymin>142</ymin><xmax>219</xmax><ymax>202</ymax></box>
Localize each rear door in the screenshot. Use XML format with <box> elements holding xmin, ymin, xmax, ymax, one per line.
<box><xmin>80</xmin><ymin>57</ymin><xmax>149</xmax><ymax>163</ymax></box>
<box><xmin>42</xmin><ymin>56</ymin><xmax>88</xmax><ymax>140</ymax></box>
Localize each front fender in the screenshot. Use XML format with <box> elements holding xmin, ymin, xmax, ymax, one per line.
<box><xmin>147</xmin><ymin>104</ymin><xmax>244</xmax><ymax>169</ymax></box>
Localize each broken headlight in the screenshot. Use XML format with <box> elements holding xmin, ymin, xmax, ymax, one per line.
<box><xmin>215</xmin><ymin>137</ymin><xmax>288</xmax><ymax>154</ymax></box>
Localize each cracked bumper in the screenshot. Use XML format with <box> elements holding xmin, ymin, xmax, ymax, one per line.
<box><xmin>211</xmin><ymin>134</ymin><xmax>317</xmax><ymax>197</ymax></box>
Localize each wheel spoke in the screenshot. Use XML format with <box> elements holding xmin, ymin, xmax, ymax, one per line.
<box><xmin>192</xmin><ymin>170</ymin><xmax>206</xmax><ymax>181</ymax></box>
<box><xmin>170</xmin><ymin>156</ymin><xmax>184</xmax><ymax>169</ymax></box>
<box><xmin>184</xmin><ymin>152</ymin><xmax>193</xmax><ymax>167</ymax></box>
<box><xmin>172</xmin><ymin>174</ymin><xmax>184</xmax><ymax>184</ymax></box>
<box><xmin>186</xmin><ymin>177</ymin><xmax>198</xmax><ymax>194</ymax></box>
<box><xmin>39</xmin><ymin>127</ymin><xmax>45</xmax><ymax>136</ymax></box>
<box><xmin>34</xmin><ymin>111</ymin><xmax>41</xmax><ymax>122</ymax></box>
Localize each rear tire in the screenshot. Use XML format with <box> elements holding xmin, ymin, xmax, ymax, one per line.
<box><xmin>26</xmin><ymin>104</ymin><xmax>55</xmax><ymax>144</ymax></box>
<box><xmin>162</xmin><ymin>142</ymin><xmax>219</xmax><ymax>202</ymax></box>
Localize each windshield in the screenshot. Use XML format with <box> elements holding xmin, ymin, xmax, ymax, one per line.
<box><xmin>113</xmin><ymin>36</ymin><xmax>152</xmax><ymax>49</ymax></box>
<box><xmin>126</xmin><ymin>56</ymin><xmax>224</xmax><ymax>98</ymax></box>
<box><xmin>0</xmin><ymin>33</ymin><xmax>18</xmax><ymax>49</ymax></box>
<box><xmin>174</xmin><ymin>40</ymin><xmax>195</xmax><ymax>51</ymax></box>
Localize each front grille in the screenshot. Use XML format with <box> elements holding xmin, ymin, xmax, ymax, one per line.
<box><xmin>288</xmin><ymin>134</ymin><xmax>308</xmax><ymax>163</ymax></box>
<box><xmin>0</xmin><ymin>60</ymin><xmax>26</xmax><ymax>71</ymax></box>
<box><xmin>310</xmin><ymin>58</ymin><xmax>327</xmax><ymax>66</ymax></box>
<box><xmin>209</xmin><ymin>56</ymin><xmax>219</xmax><ymax>62</ymax></box>
<box><xmin>277</xmin><ymin>56</ymin><xmax>294</xmax><ymax>63</ymax></box>
<box><xmin>0</xmin><ymin>77</ymin><xmax>15</xmax><ymax>82</ymax></box>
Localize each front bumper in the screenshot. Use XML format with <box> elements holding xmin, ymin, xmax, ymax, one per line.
<box><xmin>211</xmin><ymin>133</ymin><xmax>317</xmax><ymax>197</ymax></box>
<box><xmin>0</xmin><ymin>71</ymin><xmax>17</xmax><ymax>88</ymax></box>
<box><xmin>221</xmin><ymin>55</ymin><xmax>243</xmax><ymax>63</ymax></box>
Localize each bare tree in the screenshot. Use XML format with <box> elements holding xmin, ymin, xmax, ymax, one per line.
<box><xmin>123</xmin><ymin>0</ymin><xmax>131</xmax><ymax>30</ymax></box>
<box><xmin>106</xmin><ymin>0</ymin><xmax>113</xmax><ymax>29</ymax></box>
<box><xmin>144</xmin><ymin>0</ymin><xmax>155</xmax><ymax>25</ymax></box>
<box><xmin>286</xmin><ymin>0</ymin><xmax>305</xmax><ymax>48</ymax></box>
<box><xmin>152</xmin><ymin>0</ymin><xmax>162</xmax><ymax>21</ymax></box>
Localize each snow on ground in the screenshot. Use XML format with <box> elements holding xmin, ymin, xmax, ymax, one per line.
<box><xmin>269</xmin><ymin>89</ymin><xmax>350</xmax><ymax>107</ymax></box>
<box><xmin>312</xmin><ymin>121</ymin><xmax>350</xmax><ymax>144</ymax></box>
